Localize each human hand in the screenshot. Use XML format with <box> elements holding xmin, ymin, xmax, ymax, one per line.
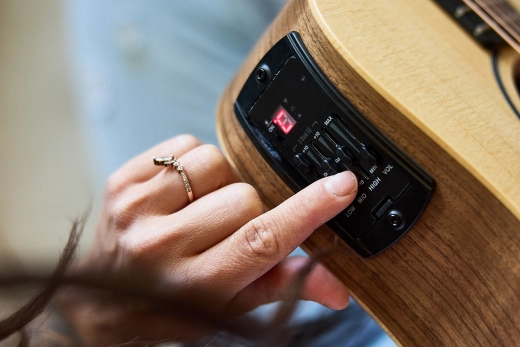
<box><xmin>58</xmin><ymin>135</ymin><xmax>358</xmax><ymax>344</ymax></box>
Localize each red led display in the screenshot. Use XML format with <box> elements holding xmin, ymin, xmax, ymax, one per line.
<box><xmin>272</xmin><ymin>107</ymin><xmax>297</xmax><ymax>134</ymax></box>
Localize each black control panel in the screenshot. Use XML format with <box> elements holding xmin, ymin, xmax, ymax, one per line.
<box><xmin>234</xmin><ymin>32</ymin><xmax>435</xmax><ymax>257</ymax></box>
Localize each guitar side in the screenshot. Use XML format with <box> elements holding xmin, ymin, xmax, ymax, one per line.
<box><xmin>217</xmin><ymin>0</ymin><xmax>520</xmax><ymax>345</ymax></box>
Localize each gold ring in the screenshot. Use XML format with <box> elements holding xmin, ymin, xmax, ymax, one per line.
<box><xmin>153</xmin><ymin>155</ymin><xmax>194</xmax><ymax>203</ymax></box>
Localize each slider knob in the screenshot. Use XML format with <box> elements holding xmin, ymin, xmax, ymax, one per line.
<box><xmin>336</xmin><ymin>146</ymin><xmax>354</xmax><ymax>166</ymax></box>
<box><xmin>321</xmin><ymin>158</ymin><xmax>340</xmax><ymax>176</ymax></box>
<box><xmin>358</xmin><ymin>146</ymin><xmax>377</xmax><ymax>171</ymax></box>
<box><xmin>293</xmin><ymin>153</ymin><xmax>312</xmax><ymax>173</ymax></box>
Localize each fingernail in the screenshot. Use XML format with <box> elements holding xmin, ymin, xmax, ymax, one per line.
<box><xmin>325</xmin><ymin>171</ymin><xmax>357</xmax><ymax>197</ymax></box>
<box><xmin>324</xmin><ymin>296</ymin><xmax>350</xmax><ymax>310</ymax></box>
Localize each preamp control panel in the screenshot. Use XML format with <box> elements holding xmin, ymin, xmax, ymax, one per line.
<box><xmin>234</xmin><ymin>32</ymin><xmax>434</xmax><ymax>257</ymax></box>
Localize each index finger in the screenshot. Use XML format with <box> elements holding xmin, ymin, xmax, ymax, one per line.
<box><xmin>111</xmin><ymin>135</ymin><xmax>203</xmax><ymax>185</ymax></box>
<box><xmin>197</xmin><ymin>170</ymin><xmax>358</xmax><ymax>295</ymax></box>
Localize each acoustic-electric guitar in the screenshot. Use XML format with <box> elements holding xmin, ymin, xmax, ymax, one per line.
<box><xmin>216</xmin><ymin>0</ymin><xmax>520</xmax><ymax>345</ymax></box>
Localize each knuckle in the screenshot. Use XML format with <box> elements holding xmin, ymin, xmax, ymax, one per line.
<box><xmin>118</xmin><ymin>233</ymin><xmax>151</xmax><ymax>268</ymax></box>
<box><xmin>176</xmin><ymin>134</ymin><xmax>203</xmax><ymax>148</ymax></box>
<box><xmin>109</xmin><ymin>193</ymin><xmax>150</xmax><ymax>231</ymax></box>
<box><xmin>104</xmin><ymin>172</ymin><xmax>127</xmax><ymax>199</ymax></box>
<box><xmin>110</xmin><ymin>199</ymin><xmax>135</xmax><ymax>231</ymax></box>
<box><xmin>234</xmin><ymin>183</ymin><xmax>264</xmax><ymax>216</ymax></box>
<box><xmin>192</xmin><ymin>144</ymin><xmax>235</xmax><ymax>187</ymax></box>
<box><xmin>195</xmin><ymin>144</ymin><xmax>224</xmax><ymax>166</ymax></box>
<box><xmin>201</xmin><ymin>143</ymin><xmax>222</xmax><ymax>156</ymax></box>
<box><xmin>120</xmin><ymin>227</ymin><xmax>185</xmax><ymax>270</ymax></box>
<box><xmin>241</xmin><ymin>217</ymin><xmax>280</xmax><ymax>261</ymax></box>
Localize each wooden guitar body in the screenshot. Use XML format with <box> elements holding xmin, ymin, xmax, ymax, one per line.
<box><xmin>216</xmin><ymin>0</ymin><xmax>520</xmax><ymax>345</ymax></box>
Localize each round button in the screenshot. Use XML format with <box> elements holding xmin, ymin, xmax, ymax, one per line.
<box><xmin>255</xmin><ymin>64</ymin><xmax>270</xmax><ymax>84</ymax></box>
<box><xmin>387</xmin><ymin>211</ymin><xmax>403</xmax><ymax>229</ymax></box>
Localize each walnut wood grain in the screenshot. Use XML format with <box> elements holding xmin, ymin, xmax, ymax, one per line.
<box><xmin>216</xmin><ymin>0</ymin><xmax>520</xmax><ymax>345</ymax></box>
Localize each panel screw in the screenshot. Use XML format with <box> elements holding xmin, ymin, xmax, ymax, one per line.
<box><xmin>255</xmin><ymin>65</ymin><xmax>270</xmax><ymax>84</ymax></box>
<box><xmin>387</xmin><ymin>212</ymin><xmax>402</xmax><ymax>229</ymax></box>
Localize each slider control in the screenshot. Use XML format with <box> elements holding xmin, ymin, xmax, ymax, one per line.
<box><xmin>293</xmin><ymin>153</ymin><xmax>312</xmax><ymax>173</ymax></box>
<box><xmin>336</xmin><ymin>146</ymin><xmax>353</xmax><ymax>165</ymax></box>
<box><xmin>321</xmin><ymin>158</ymin><xmax>339</xmax><ymax>176</ymax></box>
<box><xmin>358</xmin><ymin>146</ymin><xmax>377</xmax><ymax>172</ymax></box>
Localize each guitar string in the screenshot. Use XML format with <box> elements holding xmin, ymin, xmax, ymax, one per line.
<box><xmin>475</xmin><ymin>0</ymin><xmax>520</xmax><ymax>40</ymax></box>
<box><xmin>463</xmin><ymin>0</ymin><xmax>520</xmax><ymax>53</ymax></box>
<box><xmin>491</xmin><ymin>0</ymin><xmax>520</xmax><ymax>32</ymax></box>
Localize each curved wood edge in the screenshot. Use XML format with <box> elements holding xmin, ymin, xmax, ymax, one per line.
<box><xmin>216</xmin><ymin>0</ymin><xmax>520</xmax><ymax>345</ymax></box>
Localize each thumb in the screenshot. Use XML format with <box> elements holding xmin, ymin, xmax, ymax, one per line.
<box><xmin>226</xmin><ymin>256</ymin><xmax>351</xmax><ymax>314</ymax></box>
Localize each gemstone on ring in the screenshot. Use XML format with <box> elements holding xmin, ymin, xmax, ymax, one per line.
<box><xmin>153</xmin><ymin>155</ymin><xmax>194</xmax><ymax>202</ymax></box>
